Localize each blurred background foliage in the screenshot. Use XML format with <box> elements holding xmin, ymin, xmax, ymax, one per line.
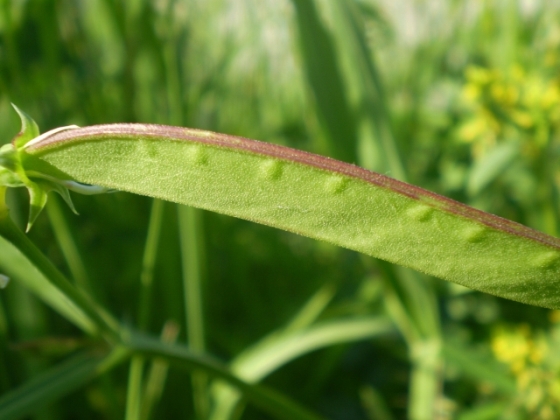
<box><xmin>1</xmin><ymin>0</ymin><xmax>560</xmax><ymax>419</ymax></box>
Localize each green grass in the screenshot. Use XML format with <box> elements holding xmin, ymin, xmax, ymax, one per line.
<box><xmin>1</xmin><ymin>1</ymin><xmax>560</xmax><ymax>419</ymax></box>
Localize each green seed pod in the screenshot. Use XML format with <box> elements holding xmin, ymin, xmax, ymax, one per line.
<box><xmin>18</xmin><ymin>122</ymin><xmax>560</xmax><ymax>309</ymax></box>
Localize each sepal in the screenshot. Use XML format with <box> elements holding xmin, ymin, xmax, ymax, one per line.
<box><xmin>0</xmin><ymin>167</ymin><xmax>24</xmax><ymax>188</ymax></box>
<box><xmin>25</xmin><ymin>181</ymin><xmax>48</xmax><ymax>231</ymax></box>
<box><xmin>24</xmin><ymin>178</ymin><xmax>79</xmax><ymax>231</ymax></box>
<box><xmin>1</xmin><ymin>105</ymin><xmax>110</xmax><ymax>231</ymax></box>
<box><xmin>0</xmin><ymin>144</ymin><xmax>18</xmax><ymax>172</ymax></box>
<box><xmin>11</xmin><ymin>104</ymin><xmax>40</xmax><ymax>148</ymax></box>
<box><xmin>36</xmin><ymin>179</ymin><xmax>79</xmax><ymax>215</ymax></box>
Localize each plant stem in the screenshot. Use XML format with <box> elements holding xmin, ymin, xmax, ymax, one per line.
<box><xmin>138</xmin><ymin>199</ymin><xmax>165</xmax><ymax>330</ymax></box>
<box><xmin>178</xmin><ymin>204</ymin><xmax>208</xmax><ymax>419</ymax></box>
<box><xmin>125</xmin><ymin>357</ymin><xmax>144</xmax><ymax>420</ymax></box>
<box><xmin>140</xmin><ymin>320</ymin><xmax>180</xmax><ymax>420</ymax></box>
<box><xmin>128</xmin><ymin>198</ymin><xmax>165</xmax><ymax>420</ymax></box>
<box><xmin>46</xmin><ymin>195</ymin><xmax>92</xmax><ymax>294</ymax></box>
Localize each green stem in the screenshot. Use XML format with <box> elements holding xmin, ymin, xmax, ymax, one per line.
<box><xmin>140</xmin><ymin>321</ymin><xmax>180</xmax><ymax>420</ymax></box>
<box><xmin>130</xmin><ymin>199</ymin><xmax>165</xmax><ymax>420</ymax></box>
<box><xmin>178</xmin><ymin>204</ymin><xmax>208</xmax><ymax>419</ymax></box>
<box><xmin>46</xmin><ymin>195</ymin><xmax>92</xmax><ymax>294</ymax></box>
<box><xmin>125</xmin><ymin>357</ymin><xmax>144</xmax><ymax>420</ymax></box>
<box><xmin>408</xmin><ymin>340</ymin><xmax>443</xmax><ymax>420</ymax></box>
<box><xmin>138</xmin><ymin>199</ymin><xmax>165</xmax><ymax>330</ymax></box>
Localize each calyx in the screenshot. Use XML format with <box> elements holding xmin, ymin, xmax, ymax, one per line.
<box><xmin>0</xmin><ymin>105</ymin><xmax>108</xmax><ymax>231</ymax></box>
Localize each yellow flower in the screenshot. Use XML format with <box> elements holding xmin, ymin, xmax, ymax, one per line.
<box><xmin>511</xmin><ymin>110</ymin><xmax>533</xmax><ymax>128</ymax></box>
<box><xmin>463</xmin><ymin>84</ymin><xmax>481</xmax><ymax>101</ymax></box>
<box><xmin>465</xmin><ymin>65</ymin><xmax>493</xmax><ymax>85</ymax></box>
<box><xmin>458</xmin><ymin>62</ymin><xmax>560</xmax><ymax>156</ymax></box>
<box><xmin>541</xmin><ymin>84</ymin><xmax>560</xmax><ymax>109</ymax></box>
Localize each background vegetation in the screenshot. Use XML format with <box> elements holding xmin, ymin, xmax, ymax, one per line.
<box><xmin>1</xmin><ymin>0</ymin><xmax>560</xmax><ymax>419</ymax></box>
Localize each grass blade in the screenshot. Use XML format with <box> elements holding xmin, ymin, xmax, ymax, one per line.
<box><xmin>0</xmin><ymin>349</ymin><xmax>128</xmax><ymax>420</ymax></box>
<box><xmin>0</xmin><ymin>211</ymin><xmax>119</xmax><ymax>339</ymax></box>
<box><xmin>210</xmin><ymin>316</ymin><xmax>394</xmax><ymax>420</ymax></box>
<box><xmin>323</xmin><ymin>0</ymin><xmax>405</xmax><ymax>180</ymax></box>
<box><xmin>467</xmin><ymin>141</ymin><xmax>519</xmax><ymax>197</ymax></box>
<box><xmin>290</xmin><ymin>0</ymin><xmax>357</xmax><ymax>162</ymax></box>
<box><xmin>0</xmin><ymin>233</ymin><xmax>95</xmax><ymax>334</ymax></box>
<box><xmin>126</xmin><ymin>333</ymin><xmax>325</xmax><ymax>420</ymax></box>
<box><xmin>443</xmin><ymin>341</ymin><xmax>515</xmax><ymax>395</ymax></box>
